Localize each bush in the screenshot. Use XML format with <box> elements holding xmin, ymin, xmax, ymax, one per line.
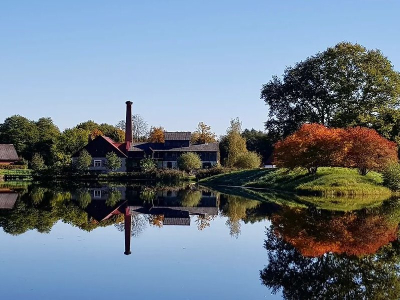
<box><xmin>177</xmin><ymin>152</ymin><xmax>202</xmax><ymax>172</ymax></box>
<box><xmin>382</xmin><ymin>163</ymin><xmax>400</xmax><ymax>191</ymax></box>
<box><xmin>105</xmin><ymin>152</ymin><xmax>121</xmax><ymax>171</ymax></box>
<box><xmin>233</xmin><ymin>152</ymin><xmax>262</xmax><ymax>169</ymax></box>
<box><xmin>140</xmin><ymin>157</ymin><xmax>157</xmax><ymax>172</ymax></box>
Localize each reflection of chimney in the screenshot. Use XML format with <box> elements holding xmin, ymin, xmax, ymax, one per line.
<box><xmin>125</xmin><ymin>101</ymin><xmax>133</xmax><ymax>148</ymax></box>
<box><xmin>124</xmin><ymin>206</ymin><xmax>132</xmax><ymax>255</ymax></box>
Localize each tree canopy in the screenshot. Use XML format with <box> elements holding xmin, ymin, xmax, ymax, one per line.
<box><xmin>191</xmin><ymin>122</ymin><xmax>217</xmax><ymax>144</ymax></box>
<box><xmin>261</xmin><ymin>42</ymin><xmax>400</xmax><ymax>141</ymax></box>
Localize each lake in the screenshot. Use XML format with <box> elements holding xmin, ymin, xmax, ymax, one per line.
<box><xmin>0</xmin><ymin>183</ymin><xmax>399</xmax><ymax>299</ymax></box>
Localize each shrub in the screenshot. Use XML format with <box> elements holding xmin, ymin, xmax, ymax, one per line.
<box><xmin>382</xmin><ymin>163</ymin><xmax>400</xmax><ymax>191</ymax></box>
<box><xmin>233</xmin><ymin>152</ymin><xmax>262</xmax><ymax>169</ymax></box>
<box><xmin>140</xmin><ymin>157</ymin><xmax>157</xmax><ymax>172</ymax></box>
<box><xmin>177</xmin><ymin>152</ymin><xmax>202</xmax><ymax>172</ymax></box>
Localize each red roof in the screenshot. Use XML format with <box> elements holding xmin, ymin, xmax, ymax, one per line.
<box><xmin>101</xmin><ymin>136</ymin><xmax>128</xmax><ymax>157</ymax></box>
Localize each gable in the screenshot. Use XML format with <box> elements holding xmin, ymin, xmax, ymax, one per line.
<box><xmin>72</xmin><ymin>136</ymin><xmax>127</xmax><ymax>158</ymax></box>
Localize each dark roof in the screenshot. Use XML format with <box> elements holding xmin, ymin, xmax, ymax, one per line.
<box><xmin>164</xmin><ymin>132</ymin><xmax>191</xmax><ymax>141</ymax></box>
<box><xmin>152</xmin><ymin>143</ymin><xmax>219</xmax><ymax>152</ymax></box>
<box><xmin>0</xmin><ymin>193</ymin><xmax>18</xmax><ymax>209</ymax></box>
<box><xmin>0</xmin><ymin>144</ymin><xmax>19</xmax><ymax>161</ymax></box>
<box><xmin>101</xmin><ymin>136</ymin><xmax>128</xmax><ymax>157</ymax></box>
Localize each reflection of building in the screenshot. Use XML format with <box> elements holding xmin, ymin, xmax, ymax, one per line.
<box><xmin>0</xmin><ymin>189</ymin><xmax>18</xmax><ymax>209</ymax></box>
<box><xmin>71</xmin><ymin>102</ymin><xmax>219</xmax><ymax>172</ymax></box>
<box><xmin>76</xmin><ymin>187</ymin><xmax>219</xmax><ymax>255</ymax></box>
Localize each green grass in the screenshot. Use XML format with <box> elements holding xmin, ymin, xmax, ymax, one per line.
<box><xmin>201</xmin><ymin>167</ymin><xmax>392</xmax><ymax>197</ymax></box>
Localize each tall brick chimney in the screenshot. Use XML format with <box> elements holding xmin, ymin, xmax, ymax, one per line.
<box><xmin>125</xmin><ymin>101</ymin><xmax>133</xmax><ymax>149</ymax></box>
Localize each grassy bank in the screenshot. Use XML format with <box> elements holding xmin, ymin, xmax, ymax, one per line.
<box><xmin>200</xmin><ymin>167</ymin><xmax>392</xmax><ymax>197</ymax></box>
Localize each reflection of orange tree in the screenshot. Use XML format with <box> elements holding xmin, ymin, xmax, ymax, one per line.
<box><xmin>220</xmin><ymin>194</ymin><xmax>260</xmax><ymax>237</ymax></box>
<box><xmin>148</xmin><ymin>215</ymin><xmax>164</xmax><ymax>228</ymax></box>
<box><xmin>271</xmin><ymin>206</ymin><xmax>398</xmax><ymax>257</ymax></box>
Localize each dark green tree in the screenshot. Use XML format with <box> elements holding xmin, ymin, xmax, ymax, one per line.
<box><xmin>261</xmin><ymin>42</ymin><xmax>400</xmax><ymax>141</ymax></box>
<box><xmin>35</xmin><ymin>117</ymin><xmax>60</xmax><ymax>164</ymax></box>
<box><xmin>0</xmin><ymin>115</ymin><xmax>39</xmax><ymax>159</ymax></box>
<box><xmin>241</xmin><ymin>129</ymin><xmax>272</xmax><ymax>164</ymax></box>
<box><xmin>74</xmin><ymin>149</ymin><xmax>92</xmax><ymax>172</ymax></box>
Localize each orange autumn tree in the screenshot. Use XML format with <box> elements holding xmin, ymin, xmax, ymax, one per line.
<box><xmin>148</xmin><ymin>126</ymin><xmax>165</xmax><ymax>143</ymax></box>
<box><xmin>343</xmin><ymin>127</ymin><xmax>398</xmax><ymax>175</ymax></box>
<box><xmin>274</xmin><ymin>123</ymin><xmax>345</xmax><ymax>174</ymax></box>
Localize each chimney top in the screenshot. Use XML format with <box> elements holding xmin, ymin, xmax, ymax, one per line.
<box><xmin>126</xmin><ymin>101</ymin><xmax>133</xmax><ymax>105</ymax></box>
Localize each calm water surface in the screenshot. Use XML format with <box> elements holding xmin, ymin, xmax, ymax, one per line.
<box><xmin>0</xmin><ymin>184</ymin><xmax>399</xmax><ymax>300</ymax></box>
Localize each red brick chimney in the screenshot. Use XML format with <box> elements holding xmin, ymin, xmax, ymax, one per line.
<box><xmin>124</xmin><ymin>206</ymin><xmax>132</xmax><ymax>255</ymax></box>
<box><xmin>125</xmin><ymin>101</ymin><xmax>133</xmax><ymax>150</ymax></box>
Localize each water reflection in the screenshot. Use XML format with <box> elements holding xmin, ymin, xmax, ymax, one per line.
<box><xmin>2</xmin><ymin>183</ymin><xmax>400</xmax><ymax>299</ymax></box>
<box><xmin>260</xmin><ymin>202</ymin><xmax>400</xmax><ymax>299</ymax></box>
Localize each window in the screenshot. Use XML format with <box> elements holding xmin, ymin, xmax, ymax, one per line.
<box><xmin>94</xmin><ymin>160</ymin><xmax>102</xmax><ymax>167</ymax></box>
<box><xmin>93</xmin><ymin>189</ymin><xmax>102</xmax><ymax>198</ymax></box>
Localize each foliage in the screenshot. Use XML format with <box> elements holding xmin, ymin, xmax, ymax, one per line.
<box><xmin>74</xmin><ymin>149</ymin><xmax>92</xmax><ymax>172</ymax></box>
<box><xmin>31</xmin><ymin>153</ymin><xmax>46</xmax><ymax>171</ymax></box>
<box><xmin>180</xmin><ymin>189</ymin><xmax>202</xmax><ymax>207</ymax></box>
<box><xmin>76</xmin><ymin>189</ymin><xmax>92</xmax><ymax>208</ymax></box>
<box><xmin>148</xmin><ymin>126</ymin><xmax>165</xmax><ymax>143</ymax></box>
<box><xmin>274</xmin><ymin>124</ymin><xmax>344</xmax><ymax>174</ymax></box>
<box><xmin>0</xmin><ymin>115</ymin><xmax>39</xmax><ymax>159</ymax></box>
<box><xmin>225</xmin><ymin>118</ymin><xmax>248</xmax><ymax>167</ymax></box>
<box><xmin>261</xmin><ymin>42</ymin><xmax>400</xmax><ymax>142</ymax></box>
<box><xmin>274</xmin><ymin>124</ymin><xmax>398</xmax><ymax>174</ymax></box>
<box><xmin>191</xmin><ymin>122</ymin><xmax>217</xmax><ymax>144</ymax></box>
<box><xmin>382</xmin><ymin>163</ymin><xmax>400</xmax><ymax>191</ymax></box>
<box><xmin>117</xmin><ymin>114</ymin><xmax>149</xmax><ymax>142</ymax></box>
<box><xmin>241</xmin><ymin>129</ymin><xmax>273</xmax><ymax>164</ymax></box>
<box><xmin>177</xmin><ymin>152</ymin><xmax>202</xmax><ymax>172</ymax></box>
<box><xmin>260</xmin><ymin>225</ymin><xmax>400</xmax><ymax>299</ymax></box>
<box><xmin>343</xmin><ymin>126</ymin><xmax>398</xmax><ymax>175</ymax></box>
<box><xmin>233</xmin><ymin>152</ymin><xmax>261</xmax><ymax>169</ymax></box>
<box><xmin>105</xmin><ymin>188</ymin><xmax>122</xmax><ymax>207</ymax></box>
<box><xmin>89</xmin><ymin>128</ymin><xmax>103</xmax><ymax>140</ymax></box>
<box><xmin>105</xmin><ymin>152</ymin><xmax>121</xmax><ymax>171</ymax></box>
<box><xmin>34</xmin><ymin>117</ymin><xmax>61</xmax><ymax>164</ymax></box>
<box><xmin>140</xmin><ymin>157</ymin><xmax>157</xmax><ymax>172</ymax></box>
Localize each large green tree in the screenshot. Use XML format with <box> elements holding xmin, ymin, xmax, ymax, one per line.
<box><xmin>261</xmin><ymin>42</ymin><xmax>400</xmax><ymax>141</ymax></box>
<box><xmin>0</xmin><ymin>115</ymin><xmax>39</xmax><ymax>159</ymax></box>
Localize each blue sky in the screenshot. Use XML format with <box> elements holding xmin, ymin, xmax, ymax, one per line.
<box><xmin>1</xmin><ymin>0</ymin><xmax>399</xmax><ymax>136</ymax></box>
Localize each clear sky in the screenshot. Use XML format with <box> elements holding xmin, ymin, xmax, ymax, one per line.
<box><xmin>1</xmin><ymin>0</ymin><xmax>399</xmax><ymax>136</ymax></box>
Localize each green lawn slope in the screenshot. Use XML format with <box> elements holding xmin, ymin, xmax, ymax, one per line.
<box><xmin>200</xmin><ymin>167</ymin><xmax>391</xmax><ymax>197</ymax></box>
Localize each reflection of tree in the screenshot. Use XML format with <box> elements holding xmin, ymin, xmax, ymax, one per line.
<box><xmin>148</xmin><ymin>214</ymin><xmax>164</xmax><ymax>228</ymax></box>
<box><xmin>76</xmin><ymin>189</ymin><xmax>91</xmax><ymax>209</ymax></box>
<box><xmin>139</xmin><ymin>187</ymin><xmax>156</xmax><ymax>203</ymax></box>
<box><xmin>180</xmin><ymin>189</ymin><xmax>202</xmax><ymax>207</ymax></box>
<box><xmin>195</xmin><ymin>215</ymin><xmax>215</xmax><ymax>231</ymax></box>
<box><xmin>0</xmin><ymin>186</ymin><xmax>121</xmax><ymax>235</ymax></box>
<box><xmin>105</xmin><ymin>188</ymin><xmax>122</xmax><ymax>207</ymax></box>
<box><xmin>271</xmin><ymin>205</ymin><xmax>398</xmax><ymax>257</ymax></box>
<box><xmin>260</xmin><ymin>229</ymin><xmax>400</xmax><ymax>299</ymax></box>
<box><xmin>220</xmin><ymin>194</ymin><xmax>260</xmax><ymax>238</ymax></box>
